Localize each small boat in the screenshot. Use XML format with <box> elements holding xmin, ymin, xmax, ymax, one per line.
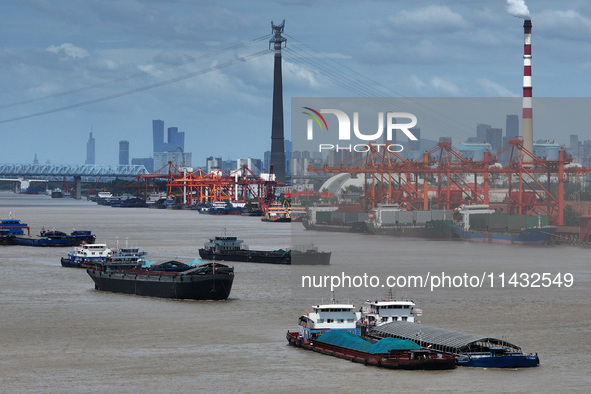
<box><xmin>456</xmin><ymin>348</ymin><xmax>540</xmax><ymax>368</ymax></box>
<box><xmin>61</xmin><ymin>243</ymin><xmax>113</xmax><ymax>268</ymax></box>
<box><xmin>286</xmin><ymin>299</ymin><xmax>455</xmax><ymax>370</ymax></box>
<box><xmin>198</xmin><ymin>234</ymin><xmax>331</xmax><ymax>265</ymax></box>
<box><xmin>261</xmin><ymin>202</ymin><xmax>291</xmax><ymax>222</ymax></box>
<box><xmin>51</xmin><ymin>189</ymin><xmax>64</xmax><ymax>198</ymax></box>
<box><xmin>86</xmin><ymin>259</ymin><xmax>234</xmax><ymax>300</ymax></box>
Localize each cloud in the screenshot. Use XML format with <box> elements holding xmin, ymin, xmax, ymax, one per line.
<box><xmin>536</xmin><ymin>8</ymin><xmax>591</xmax><ymax>40</ymax></box>
<box><xmin>388</xmin><ymin>5</ymin><xmax>470</xmax><ymax>33</ymax></box>
<box><xmin>46</xmin><ymin>43</ymin><xmax>89</xmax><ymax>59</ymax></box>
<box><xmin>475</xmin><ymin>78</ymin><xmax>518</xmax><ymax>97</ymax></box>
<box><xmin>408</xmin><ymin>74</ymin><xmax>462</xmax><ymax>96</ymax></box>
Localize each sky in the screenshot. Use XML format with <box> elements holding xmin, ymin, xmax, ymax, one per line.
<box><xmin>1</xmin><ymin>0</ymin><xmax>591</xmax><ymax>168</ymax></box>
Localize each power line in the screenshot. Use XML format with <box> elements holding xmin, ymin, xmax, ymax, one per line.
<box><xmin>0</xmin><ymin>49</ymin><xmax>270</xmax><ymax>124</ymax></box>
<box><xmin>0</xmin><ymin>35</ymin><xmax>270</xmax><ymax>110</ymax></box>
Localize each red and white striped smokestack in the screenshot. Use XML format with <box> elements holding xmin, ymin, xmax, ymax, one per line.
<box><xmin>522</xmin><ymin>19</ymin><xmax>533</xmax><ymax>154</ymax></box>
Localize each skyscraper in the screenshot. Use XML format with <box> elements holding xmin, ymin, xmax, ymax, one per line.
<box><xmin>486</xmin><ymin>128</ymin><xmax>503</xmax><ymax>152</ymax></box>
<box><xmin>476</xmin><ymin>124</ymin><xmax>491</xmax><ymax>143</ymax></box>
<box><xmin>119</xmin><ymin>140</ymin><xmax>129</xmax><ymax>165</ymax></box>
<box><xmin>506</xmin><ymin>114</ymin><xmax>519</xmax><ymax>140</ymax></box>
<box><xmin>85</xmin><ymin>132</ymin><xmax>95</xmax><ymax>164</ymax></box>
<box><xmin>153</xmin><ymin>120</ymin><xmax>165</xmax><ymax>153</ymax></box>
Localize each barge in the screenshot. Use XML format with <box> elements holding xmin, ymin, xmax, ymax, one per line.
<box><xmin>199</xmin><ymin>235</ymin><xmax>330</xmax><ymax>265</ymax></box>
<box><xmin>287</xmin><ymin>301</ymin><xmax>455</xmax><ymax>370</ymax></box>
<box><xmin>452</xmin><ymin>205</ymin><xmax>556</xmax><ymax>245</ymax></box>
<box><xmin>87</xmin><ymin>260</ymin><xmax>234</xmax><ymax>300</ymax></box>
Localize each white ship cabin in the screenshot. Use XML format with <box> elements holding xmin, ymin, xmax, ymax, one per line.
<box><xmin>71</xmin><ymin>243</ymin><xmax>112</xmax><ymax>259</ymax></box>
<box><xmin>362</xmin><ymin>299</ymin><xmax>422</xmax><ymax>326</ymax></box>
<box><xmin>455</xmin><ymin>204</ymin><xmax>496</xmax><ymax>231</ymax></box>
<box><xmin>298</xmin><ymin>304</ymin><xmax>362</xmax><ymax>340</ymax></box>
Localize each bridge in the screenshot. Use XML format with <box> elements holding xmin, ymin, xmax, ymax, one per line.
<box><xmin>0</xmin><ymin>163</ymin><xmax>149</xmax><ymax>177</ymax></box>
<box><xmin>0</xmin><ymin>163</ymin><xmax>150</xmax><ymax>199</ymax></box>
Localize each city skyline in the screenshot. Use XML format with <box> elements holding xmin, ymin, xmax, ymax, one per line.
<box><xmin>1</xmin><ymin>1</ymin><xmax>591</xmax><ymax>166</ymax></box>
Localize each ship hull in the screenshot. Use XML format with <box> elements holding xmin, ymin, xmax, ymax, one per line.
<box><xmin>366</xmin><ymin>220</ymin><xmax>454</xmax><ymax>239</ymax></box>
<box><xmin>451</xmin><ymin>225</ymin><xmax>556</xmax><ymax>245</ymax></box>
<box><xmin>302</xmin><ymin>218</ymin><xmax>367</xmax><ymax>233</ymax></box>
<box><xmin>198</xmin><ymin>249</ymin><xmax>331</xmax><ymax>265</ymax></box>
<box><xmin>87</xmin><ymin>269</ymin><xmax>234</xmax><ymax>300</ymax></box>
<box><xmin>286</xmin><ymin>332</ymin><xmax>455</xmax><ymax>370</ymax></box>
<box><xmin>457</xmin><ymin>354</ymin><xmax>539</xmax><ymax>368</ymax></box>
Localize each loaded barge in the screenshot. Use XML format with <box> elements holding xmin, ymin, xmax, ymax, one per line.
<box><xmin>451</xmin><ymin>205</ymin><xmax>556</xmax><ymax>245</ymax></box>
<box><xmin>87</xmin><ymin>260</ymin><xmax>234</xmax><ymax>300</ymax></box>
<box><xmin>286</xmin><ymin>301</ymin><xmax>456</xmax><ymax>370</ymax></box>
<box><xmin>199</xmin><ymin>235</ymin><xmax>330</xmax><ymax>265</ymax></box>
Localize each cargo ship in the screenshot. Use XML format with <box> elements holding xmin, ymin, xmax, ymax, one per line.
<box><xmin>451</xmin><ymin>205</ymin><xmax>556</xmax><ymax>244</ymax></box>
<box><xmin>86</xmin><ymin>260</ymin><xmax>234</xmax><ymax>300</ymax></box>
<box><xmin>302</xmin><ymin>205</ymin><xmax>369</xmax><ymax>233</ymax></box>
<box><xmin>286</xmin><ymin>301</ymin><xmax>456</xmax><ymax>370</ymax></box>
<box><xmin>61</xmin><ymin>243</ymin><xmax>112</xmax><ymax>268</ymax></box>
<box><xmin>198</xmin><ymin>235</ymin><xmax>331</xmax><ymax>265</ymax></box>
<box><xmin>365</xmin><ymin>205</ymin><xmax>454</xmax><ymax>239</ymax></box>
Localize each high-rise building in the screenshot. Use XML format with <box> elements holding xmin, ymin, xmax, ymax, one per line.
<box><xmin>486</xmin><ymin>128</ymin><xmax>503</xmax><ymax>152</ymax></box>
<box><xmin>119</xmin><ymin>140</ymin><xmax>129</xmax><ymax>165</ymax></box>
<box><xmin>85</xmin><ymin>132</ymin><xmax>95</xmax><ymax>164</ymax></box>
<box><xmin>167</xmin><ymin>127</ymin><xmax>185</xmax><ymax>151</ymax></box>
<box><xmin>506</xmin><ymin>115</ymin><xmax>519</xmax><ymax>140</ymax></box>
<box><xmin>476</xmin><ymin>124</ymin><xmax>491</xmax><ymax>143</ymax></box>
<box><xmin>153</xmin><ymin>120</ymin><xmax>165</xmax><ymax>153</ymax></box>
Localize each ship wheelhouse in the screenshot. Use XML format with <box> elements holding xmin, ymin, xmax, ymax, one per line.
<box><xmin>298</xmin><ymin>303</ymin><xmax>361</xmax><ymax>340</ymax></box>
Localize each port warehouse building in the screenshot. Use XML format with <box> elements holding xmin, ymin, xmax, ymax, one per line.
<box><xmin>370</xmin><ymin>321</ymin><xmax>523</xmax><ymax>355</ymax></box>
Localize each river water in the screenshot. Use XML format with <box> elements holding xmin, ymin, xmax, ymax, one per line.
<box><xmin>0</xmin><ymin>193</ymin><xmax>589</xmax><ymax>393</ymax></box>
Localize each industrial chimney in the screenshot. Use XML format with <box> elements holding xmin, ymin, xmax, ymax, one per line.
<box><xmin>522</xmin><ymin>19</ymin><xmax>533</xmax><ymax>155</ymax></box>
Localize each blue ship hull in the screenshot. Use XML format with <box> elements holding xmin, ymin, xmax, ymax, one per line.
<box><xmin>451</xmin><ymin>225</ymin><xmax>556</xmax><ymax>245</ymax></box>
<box><xmin>457</xmin><ymin>353</ymin><xmax>539</xmax><ymax>368</ymax></box>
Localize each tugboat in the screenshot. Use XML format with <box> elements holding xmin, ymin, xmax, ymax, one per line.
<box><xmin>86</xmin><ymin>258</ymin><xmax>234</xmax><ymax>300</ymax></box>
<box><xmin>61</xmin><ymin>243</ymin><xmax>113</xmax><ymax>268</ymax></box>
<box><xmin>286</xmin><ymin>298</ymin><xmax>456</xmax><ymax>370</ymax></box>
<box><xmin>199</xmin><ymin>234</ymin><xmax>331</xmax><ymax>265</ymax></box>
